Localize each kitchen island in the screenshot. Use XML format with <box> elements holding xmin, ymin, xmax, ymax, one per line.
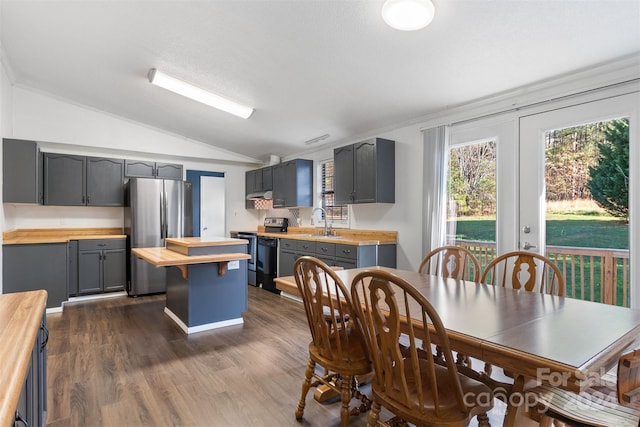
<box><xmin>132</xmin><ymin>237</ymin><xmax>250</xmax><ymax>334</ymax></box>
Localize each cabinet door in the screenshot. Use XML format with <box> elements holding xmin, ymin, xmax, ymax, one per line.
<box><xmin>3</xmin><ymin>243</ymin><xmax>68</xmax><ymax>308</ymax></box>
<box><xmin>78</xmin><ymin>250</ymin><xmax>102</xmax><ymax>294</ymax></box>
<box><xmin>353</xmin><ymin>140</ymin><xmax>377</xmax><ymax>203</ymax></box>
<box><xmin>272</xmin><ymin>163</ymin><xmax>287</xmax><ymax>208</ymax></box>
<box><xmin>282</xmin><ymin>161</ymin><xmax>298</xmax><ymax>207</ymax></box>
<box><xmin>262</xmin><ymin>166</ymin><xmax>273</xmax><ymax>191</ymax></box>
<box><xmin>278</xmin><ymin>250</ymin><xmax>298</xmax><ymax>278</ymax></box>
<box><xmin>43</xmin><ymin>153</ymin><xmax>86</xmax><ymax>205</ymax></box>
<box><xmin>3</xmin><ymin>138</ymin><xmax>42</xmax><ymax>204</ymax></box>
<box><xmin>333</xmin><ymin>144</ymin><xmax>354</xmax><ymax>204</ymax></box>
<box><xmin>103</xmin><ymin>249</ymin><xmax>126</xmax><ymax>292</ymax></box>
<box><xmin>124</xmin><ymin>160</ymin><xmax>155</xmax><ymax>178</ymax></box>
<box><xmin>86</xmin><ymin>157</ymin><xmax>124</xmax><ymax>206</ymax></box>
<box><xmin>333</xmin><ymin>258</ymin><xmax>357</xmax><ymax>270</ymax></box>
<box><xmin>156</xmin><ymin>162</ymin><xmax>183</xmax><ymax>180</ymax></box>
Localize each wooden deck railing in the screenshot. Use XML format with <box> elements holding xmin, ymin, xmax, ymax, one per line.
<box><xmin>454</xmin><ymin>240</ymin><xmax>631</xmax><ymax>307</ymax></box>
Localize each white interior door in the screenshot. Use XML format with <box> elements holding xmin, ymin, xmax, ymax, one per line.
<box><xmin>200</xmin><ymin>175</ymin><xmax>225</xmax><ymax>238</ymax></box>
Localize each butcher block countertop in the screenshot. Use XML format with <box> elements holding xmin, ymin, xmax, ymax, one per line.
<box><xmin>0</xmin><ymin>290</ymin><xmax>47</xmax><ymax>427</ymax></box>
<box><xmin>132</xmin><ymin>247</ymin><xmax>250</xmax><ymax>267</ymax></box>
<box><xmin>165</xmin><ymin>237</ymin><xmax>249</xmax><ymax>247</ymax></box>
<box><xmin>3</xmin><ymin>228</ymin><xmax>126</xmax><ymax>245</ymax></box>
<box><xmin>257</xmin><ymin>227</ymin><xmax>397</xmax><ymax>246</ymax></box>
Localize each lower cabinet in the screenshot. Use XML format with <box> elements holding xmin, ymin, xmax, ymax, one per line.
<box><xmin>77</xmin><ymin>239</ymin><xmax>126</xmax><ymax>295</ymax></box>
<box><xmin>15</xmin><ymin>312</ymin><xmax>47</xmax><ymax>427</ymax></box>
<box><xmin>3</xmin><ymin>243</ymin><xmax>68</xmax><ymax>309</ymax></box>
<box><xmin>278</xmin><ymin>238</ymin><xmax>397</xmax><ymax>278</ymax></box>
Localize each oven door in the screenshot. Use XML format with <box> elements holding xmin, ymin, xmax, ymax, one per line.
<box><xmin>236</xmin><ymin>233</ymin><xmax>257</xmax><ymax>286</ymax></box>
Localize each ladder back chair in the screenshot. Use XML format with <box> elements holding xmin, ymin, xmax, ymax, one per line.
<box><xmin>350</xmin><ymin>269</ymin><xmax>494</xmax><ymax>427</ymax></box>
<box><xmin>293</xmin><ymin>256</ymin><xmax>372</xmax><ymax>427</ymax></box>
<box><xmin>531</xmin><ymin>349</ymin><xmax>640</xmax><ymax>427</ymax></box>
<box><xmin>419</xmin><ymin>245</ymin><xmax>481</xmax><ymax>369</ymax></box>
<box><xmin>419</xmin><ymin>245</ymin><xmax>481</xmax><ymax>282</ymax></box>
<box><xmin>480</xmin><ymin>251</ymin><xmax>565</xmax><ymax>296</ymax></box>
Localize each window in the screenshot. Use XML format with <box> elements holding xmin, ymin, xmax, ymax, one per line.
<box><xmin>320</xmin><ymin>160</ymin><xmax>348</xmax><ymax>223</ymax></box>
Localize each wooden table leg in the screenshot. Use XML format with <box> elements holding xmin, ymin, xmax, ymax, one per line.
<box><xmin>502</xmin><ymin>375</ymin><xmax>541</xmax><ymax>427</ymax></box>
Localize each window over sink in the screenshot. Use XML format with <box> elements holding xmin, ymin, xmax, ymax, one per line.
<box><xmin>319</xmin><ymin>159</ymin><xmax>348</xmax><ymax>225</ymax></box>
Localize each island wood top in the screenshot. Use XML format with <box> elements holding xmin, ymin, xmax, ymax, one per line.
<box><xmin>0</xmin><ymin>290</ymin><xmax>47</xmax><ymax>427</ymax></box>
<box><xmin>165</xmin><ymin>237</ymin><xmax>249</xmax><ymax>247</ymax></box>
<box><xmin>132</xmin><ymin>247</ymin><xmax>250</xmax><ymax>267</ymax></box>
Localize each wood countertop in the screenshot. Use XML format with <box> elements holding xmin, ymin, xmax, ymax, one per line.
<box><xmin>3</xmin><ymin>228</ymin><xmax>126</xmax><ymax>245</ymax></box>
<box><xmin>165</xmin><ymin>237</ymin><xmax>249</xmax><ymax>247</ymax></box>
<box><xmin>258</xmin><ymin>229</ymin><xmax>397</xmax><ymax>245</ymax></box>
<box><xmin>132</xmin><ymin>247</ymin><xmax>250</xmax><ymax>267</ymax></box>
<box><xmin>0</xmin><ymin>290</ymin><xmax>47</xmax><ymax>427</ymax></box>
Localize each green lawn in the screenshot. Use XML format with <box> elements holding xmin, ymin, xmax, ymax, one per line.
<box><xmin>451</xmin><ymin>214</ymin><xmax>628</xmax><ymax>249</ymax></box>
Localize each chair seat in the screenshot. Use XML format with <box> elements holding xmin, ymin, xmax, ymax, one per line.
<box><xmin>308</xmin><ymin>328</ymin><xmax>372</xmax><ymax>376</ymax></box>
<box><xmin>532</xmin><ymin>383</ymin><xmax>640</xmax><ymax>427</ymax></box>
<box><xmin>374</xmin><ymin>358</ymin><xmax>494</xmax><ymax>425</ymax></box>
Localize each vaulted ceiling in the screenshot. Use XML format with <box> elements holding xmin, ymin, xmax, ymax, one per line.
<box><xmin>1</xmin><ymin>0</ymin><xmax>639</xmax><ymax>162</ymax></box>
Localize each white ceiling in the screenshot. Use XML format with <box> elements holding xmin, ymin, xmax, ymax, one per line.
<box><xmin>1</xmin><ymin>0</ymin><xmax>639</xmax><ymax>162</ymax></box>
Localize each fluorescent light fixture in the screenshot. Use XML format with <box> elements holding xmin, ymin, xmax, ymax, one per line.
<box><xmin>148</xmin><ymin>68</ymin><xmax>254</xmax><ymax>119</ymax></box>
<box><xmin>303</xmin><ymin>134</ymin><xmax>330</xmax><ymax>145</ymax></box>
<box><xmin>382</xmin><ymin>0</ymin><xmax>435</xmax><ymax>31</ymax></box>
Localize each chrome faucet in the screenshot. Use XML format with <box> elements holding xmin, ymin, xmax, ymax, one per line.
<box><xmin>311</xmin><ymin>207</ymin><xmax>329</xmax><ymax>236</ymax></box>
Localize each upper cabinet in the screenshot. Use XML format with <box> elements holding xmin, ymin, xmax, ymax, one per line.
<box><xmin>272</xmin><ymin>159</ymin><xmax>313</xmax><ymax>208</ymax></box>
<box><xmin>245</xmin><ymin>166</ymin><xmax>273</xmax><ymax>209</ymax></box>
<box><xmin>44</xmin><ymin>154</ymin><xmax>124</xmax><ymax>206</ymax></box>
<box><xmin>3</xmin><ymin>138</ymin><xmax>43</xmax><ymax>204</ymax></box>
<box><xmin>334</xmin><ymin>138</ymin><xmax>395</xmax><ymax>204</ymax></box>
<box><xmin>125</xmin><ymin>159</ymin><xmax>183</xmax><ymax>180</ymax></box>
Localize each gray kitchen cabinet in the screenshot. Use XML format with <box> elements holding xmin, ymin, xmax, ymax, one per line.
<box><xmin>245</xmin><ymin>166</ymin><xmax>274</xmax><ymax>209</ymax></box>
<box><xmin>78</xmin><ymin>239</ymin><xmax>126</xmax><ymax>295</ymax></box>
<box><xmin>278</xmin><ymin>237</ymin><xmax>396</xmax><ymax>280</ymax></box>
<box><xmin>43</xmin><ymin>153</ymin><xmax>85</xmax><ymax>205</ymax></box>
<box><xmin>44</xmin><ymin>154</ymin><xmax>124</xmax><ymax>206</ymax></box>
<box><xmin>68</xmin><ymin>240</ymin><xmax>79</xmax><ymax>296</ymax></box>
<box><xmin>125</xmin><ymin>159</ymin><xmax>183</xmax><ymax>180</ymax></box>
<box><xmin>86</xmin><ymin>157</ymin><xmax>125</xmax><ymax>206</ymax></box>
<box><xmin>334</xmin><ymin>138</ymin><xmax>395</xmax><ymax>204</ymax></box>
<box><xmin>3</xmin><ymin>138</ymin><xmax>43</xmax><ymax>204</ymax></box>
<box><xmin>3</xmin><ymin>243</ymin><xmax>68</xmax><ymax>308</ymax></box>
<box><xmin>15</xmin><ymin>312</ymin><xmax>47</xmax><ymax>427</ymax></box>
<box><xmin>272</xmin><ymin>159</ymin><xmax>313</xmax><ymax>208</ymax></box>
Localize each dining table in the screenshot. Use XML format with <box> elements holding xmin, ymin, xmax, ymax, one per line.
<box><xmin>274</xmin><ymin>266</ymin><xmax>640</xmax><ymax>427</ymax></box>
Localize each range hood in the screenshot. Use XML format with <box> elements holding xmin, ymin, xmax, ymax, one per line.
<box><xmin>246</xmin><ymin>190</ymin><xmax>273</xmax><ymax>200</ymax></box>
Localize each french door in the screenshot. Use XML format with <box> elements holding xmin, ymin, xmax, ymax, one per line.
<box><xmin>519</xmin><ymin>92</ymin><xmax>640</xmax><ymax>306</ymax></box>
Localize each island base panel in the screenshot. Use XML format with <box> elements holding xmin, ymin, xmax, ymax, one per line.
<box><xmin>165</xmin><ymin>260</ymin><xmax>248</xmax><ymax>332</ymax></box>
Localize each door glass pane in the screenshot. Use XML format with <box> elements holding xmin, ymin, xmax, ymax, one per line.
<box><xmin>544</xmin><ymin>118</ymin><xmax>630</xmax><ymax>306</ymax></box>
<box><xmin>447</xmin><ymin>140</ymin><xmax>497</xmax><ymax>269</ymax></box>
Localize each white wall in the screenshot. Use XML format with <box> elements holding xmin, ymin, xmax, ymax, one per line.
<box><xmin>4</xmin><ymin>86</ymin><xmax>261</xmax><ymax>235</ymax></box>
<box><xmin>290</xmin><ymin>124</ymin><xmax>424</xmax><ymax>270</ymax></box>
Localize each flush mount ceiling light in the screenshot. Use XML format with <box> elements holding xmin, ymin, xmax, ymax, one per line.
<box><xmin>148</xmin><ymin>68</ymin><xmax>254</xmax><ymax>119</ymax></box>
<box><xmin>382</xmin><ymin>0</ymin><xmax>435</xmax><ymax>31</ymax></box>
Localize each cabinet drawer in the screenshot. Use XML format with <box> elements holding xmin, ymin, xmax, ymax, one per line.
<box><xmin>78</xmin><ymin>239</ymin><xmax>126</xmax><ymax>251</ymax></box>
<box><xmin>296</xmin><ymin>240</ymin><xmax>315</xmax><ymax>253</ymax></box>
<box><xmin>280</xmin><ymin>239</ymin><xmax>297</xmax><ymax>251</ymax></box>
<box><xmin>315</xmin><ymin>242</ymin><xmax>335</xmax><ymax>257</ymax></box>
<box><xmin>336</xmin><ymin>244</ymin><xmax>357</xmax><ymax>260</ymax></box>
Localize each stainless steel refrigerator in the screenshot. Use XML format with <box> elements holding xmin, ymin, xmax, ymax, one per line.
<box><xmin>125</xmin><ymin>178</ymin><xmax>193</xmax><ymax>296</ymax></box>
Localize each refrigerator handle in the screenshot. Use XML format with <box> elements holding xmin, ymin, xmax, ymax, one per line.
<box><xmin>163</xmin><ymin>190</ymin><xmax>169</xmax><ymax>239</ymax></box>
<box><xmin>160</xmin><ymin>190</ymin><xmax>165</xmax><ymax>240</ymax></box>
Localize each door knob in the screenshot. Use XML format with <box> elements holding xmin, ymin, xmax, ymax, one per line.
<box><xmin>522</xmin><ymin>242</ymin><xmax>537</xmax><ymax>250</ymax></box>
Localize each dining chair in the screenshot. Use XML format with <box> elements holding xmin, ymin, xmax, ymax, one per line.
<box><xmin>531</xmin><ymin>349</ymin><xmax>640</xmax><ymax>427</ymax></box>
<box><xmin>350</xmin><ymin>269</ymin><xmax>494</xmax><ymax>427</ymax></box>
<box><xmin>480</xmin><ymin>251</ymin><xmax>565</xmax><ymax>296</ymax></box>
<box><xmin>419</xmin><ymin>245</ymin><xmax>481</xmax><ymax>369</ymax></box>
<box><xmin>480</xmin><ymin>251</ymin><xmax>565</xmax><ymax>378</ymax></box>
<box><xmin>419</xmin><ymin>245</ymin><xmax>481</xmax><ymax>282</ymax></box>
<box><xmin>293</xmin><ymin>256</ymin><xmax>372</xmax><ymax>427</ymax></box>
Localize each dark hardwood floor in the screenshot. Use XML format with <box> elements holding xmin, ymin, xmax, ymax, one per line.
<box><xmin>45</xmin><ymin>286</ymin><xmax>506</xmax><ymax>426</ymax></box>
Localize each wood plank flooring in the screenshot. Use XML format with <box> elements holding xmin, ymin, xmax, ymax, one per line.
<box><xmin>45</xmin><ymin>286</ymin><xmax>507</xmax><ymax>426</ymax></box>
